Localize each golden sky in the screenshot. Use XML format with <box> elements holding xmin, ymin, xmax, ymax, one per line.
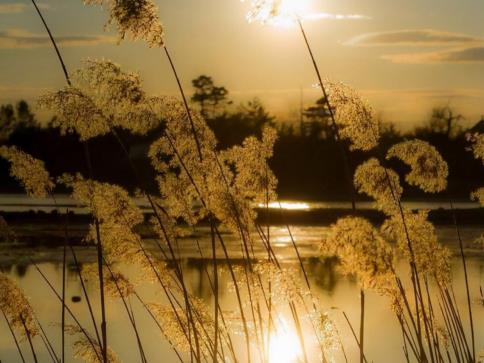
<box><xmin>1</xmin><ymin>0</ymin><xmax>483</xmax><ymax>129</ymax></box>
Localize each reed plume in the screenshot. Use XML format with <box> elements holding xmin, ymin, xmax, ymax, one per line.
<box><xmin>387</xmin><ymin>139</ymin><xmax>448</xmax><ymax>193</ymax></box>
<box><xmin>0</xmin><ymin>146</ymin><xmax>54</xmax><ymax>198</ymax></box>
<box><xmin>38</xmin><ymin>59</ymin><xmax>160</xmax><ymax>141</ymax></box>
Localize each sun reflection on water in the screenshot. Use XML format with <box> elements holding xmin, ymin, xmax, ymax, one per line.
<box><xmin>267</xmin><ymin>319</ymin><xmax>303</xmax><ymax>363</ymax></box>
<box><xmin>257</xmin><ymin>201</ymin><xmax>311</xmax><ymax>210</ymax></box>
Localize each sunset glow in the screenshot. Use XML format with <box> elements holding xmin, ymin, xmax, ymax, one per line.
<box><xmin>244</xmin><ymin>0</ymin><xmax>312</xmax><ymax>27</ymax></box>
<box><xmin>0</xmin><ymin>1</ymin><xmax>482</xmax><ymax>362</ymax></box>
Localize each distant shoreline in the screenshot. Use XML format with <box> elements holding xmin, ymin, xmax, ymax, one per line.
<box><xmin>0</xmin><ymin>206</ymin><xmax>482</xmax><ymax>247</ymax></box>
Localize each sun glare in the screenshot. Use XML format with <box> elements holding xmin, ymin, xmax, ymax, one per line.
<box><xmin>245</xmin><ymin>0</ymin><xmax>313</xmax><ymax>27</ymax></box>
<box><xmin>267</xmin><ymin>320</ymin><xmax>303</xmax><ymax>363</ymax></box>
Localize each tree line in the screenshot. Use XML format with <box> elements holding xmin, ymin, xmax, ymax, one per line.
<box><xmin>0</xmin><ymin>75</ymin><xmax>482</xmax><ymax>200</ymax></box>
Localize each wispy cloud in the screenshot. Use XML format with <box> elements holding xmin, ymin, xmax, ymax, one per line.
<box><xmin>0</xmin><ymin>2</ymin><xmax>49</xmax><ymax>14</ymax></box>
<box><xmin>303</xmin><ymin>13</ymin><xmax>370</xmax><ymax>22</ymax></box>
<box><xmin>347</xmin><ymin>29</ymin><xmax>483</xmax><ymax>47</ymax></box>
<box><xmin>0</xmin><ymin>29</ymin><xmax>115</xmax><ymax>49</ymax></box>
<box><xmin>0</xmin><ymin>3</ymin><xmax>27</xmax><ymax>14</ymax></box>
<box><xmin>346</xmin><ymin>29</ymin><xmax>484</xmax><ymax>65</ymax></box>
<box><xmin>383</xmin><ymin>46</ymin><xmax>484</xmax><ymax>64</ymax></box>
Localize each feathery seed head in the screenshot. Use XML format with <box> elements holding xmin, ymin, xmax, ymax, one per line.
<box><xmin>471</xmin><ymin>187</ymin><xmax>484</xmax><ymax>206</ymax></box>
<box><xmin>326</xmin><ymin>81</ymin><xmax>379</xmax><ymax>151</ymax></box>
<box><xmin>66</xmin><ymin>325</ymin><xmax>121</xmax><ymax>363</ymax></box>
<box><xmin>38</xmin><ymin>59</ymin><xmax>160</xmax><ymax>140</ymax></box>
<box><xmin>382</xmin><ymin>210</ymin><xmax>451</xmax><ymax>285</ymax></box>
<box><xmin>354</xmin><ymin>158</ymin><xmax>402</xmax><ymax>215</ymax></box>
<box><xmin>387</xmin><ymin>139</ymin><xmax>448</xmax><ymax>193</ymax></box>
<box><xmin>467</xmin><ymin>132</ymin><xmax>484</xmax><ymax>164</ymax></box>
<box><xmin>321</xmin><ymin>217</ymin><xmax>394</xmax><ymax>291</ymax></box>
<box><xmin>0</xmin><ymin>273</ymin><xmax>38</xmax><ymax>339</ymax></box>
<box><xmin>0</xmin><ymin>146</ymin><xmax>54</xmax><ymax>198</ymax></box>
<box><xmin>85</xmin><ymin>0</ymin><xmax>164</xmax><ymax>47</ymax></box>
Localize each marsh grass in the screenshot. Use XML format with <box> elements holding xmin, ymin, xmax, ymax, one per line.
<box><xmin>0</xmin><ymin>1</ymin><xmax>482</xmax><ymax>363</ymax></box>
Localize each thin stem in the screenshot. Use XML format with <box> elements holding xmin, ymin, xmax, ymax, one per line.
<box><xmin>84</xmin><ymin>142</ymin><xmax>108</xmax><ymax>363</ymax></box>
<box><xmin>134</xmin><ymin>292</ymin><xmax>185</xmax><ymax>363</ymax></box>
<box><xmin>30</xmin><ymin>259</ymin><xmax>103</xmax><ymax>362</ymax></box>
<box><xmin>2</xmin><ymin>307</ymin><xmax>26</xmax><ymax>363</ymax></box>
<box><xmin>68</xmin><ymin>243</ymin><xmax>103</xmax><ymax>349</ymax></box>
<box><xmin>33</xmin><ymin>313</ymin><xmax>59</xmax><ymax>363</ymax></box>
<box><xmin>61</xmin><ymin>215</ymin><xmax>67</xmax><ymax>363</ymax></box>
<box><xmin>20</xmin><ymin>314</ymin><xmax>38</xmax><ymax>363</ymax></box>
<box><xmin>342</xmin><ymin>311</ymin><xmax>369</xmax><ymax>363</ymax></box>
<box><xmin>297</xmin><ymin>17</ymin><xmax>369</xmax><ymax>363</ymax></box>
<box><xmin>29</xmin><ymin>5</ymin><xmax>108</xmax><ymax>358</ymax></box>
<box><xmin>163</xmin><ymin>45</ymin><xmax>203</xmax><ymax>161</ymax></box>
<box><xmin>103</xmin><ymin>260</ymin><xmax>148</xmax><ymax>363</ymax></box>
<box><xmin>94</xmin><ymin>221</ymin><xmax>108</xmax><ymax>363</ymax></box>
<box><xmin>449</xmin><ymin>199</ymin><xmax>475</xmax><ymax>361</ymax></box>
<box><xmin>30</xmin><ymin>0</ymin><xmax>71</xmax><ymax>86</ymax></box>
<box><xmin>297</xmin><ymin>18</ymin><xmax>356</xmax><ymax>211</ymax></box>
<box><xmin>359</xmin><ymin>289</ymin><xmax>365</xmax><ymax>363</ymax></box>
<box><xmin>210</xmin><ymin>221</ymin><xmax>219</xmax><ymax>363</ymax></box>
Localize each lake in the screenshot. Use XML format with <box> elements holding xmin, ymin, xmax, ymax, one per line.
<box><xmin>0</xmin><ymin>198</ymin><xmax>483</xmax><ymax>362</ymax></box>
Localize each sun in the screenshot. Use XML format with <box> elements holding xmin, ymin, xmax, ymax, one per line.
<box><xmin>245</xmin><ymin>0</ymin><xmax>313</xmax><ymax>27</ymax></box>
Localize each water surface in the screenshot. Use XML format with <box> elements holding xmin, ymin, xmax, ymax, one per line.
<box><xmin>1</xmin><ymin>224</ymin><xmax>483</xmax><ymax>363</ymax></box>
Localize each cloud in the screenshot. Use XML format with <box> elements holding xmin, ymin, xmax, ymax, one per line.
<box><xmin>0</xmin><ymin>2</ymin><xmax>49</xmax><ymax>14</ymax></box>
<box><xmin>347</xmin><ymin>29</ymin><xmax>483</xmax><ymax>47</ymax></box>
<box><xmin>0</xmin><ymin>3</ymin><xmax>27</xmax><ymax>13</ymax></box>
<box><xmin>303</xmin><ymin>13</ymin><xmax>370</xmax><ymax>21</ymax></box>
<box><xmin>382</xmin><ymin>46</ymin><xmax>484</xmax><ymax>64</ymax></box>
<box><xmin>0</xmin><ymin>29</ymin><xmax>116</xmax><ymax>49</ymax></box>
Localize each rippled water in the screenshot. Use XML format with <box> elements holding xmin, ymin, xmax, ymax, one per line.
<box><xmin>0</xmin><ymin>194</ymin><xmax>480</xmax><ymax>213</ymax></box>
<box><xmin>1</xmin><ymin>224</ymin><xmax>483</xmax><ymax>363</ymax></box>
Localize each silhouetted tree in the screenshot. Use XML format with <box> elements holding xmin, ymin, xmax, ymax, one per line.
<box><xmin>208</xmin><ymin>98</ymin><xmax>274</xmax><ymax>148</ymax></box>
<box><xmin>0</xmin><ymin>100</ymin><xmax>37</xmax><ymax>141</ymax></box>
<box><xmin>16</xmin><ymin>101</ymin><xmax>36</xmax><ymax>128</ymax></box>
<box><xmin>378</xmin><ymin>120</ymin><xmax>402</xmax><ymax>149</ymax></box>
<box><xmin>191</xmin><ymin>75</ymin><xmax>230</xmax><ymax>119</ymax></box>
<box><xmin>415</xmin><ymin>106</ymin><xmax>463</xmax><ymax>139</ymax></box>
<box><xmin>0</xmin><ymin>98</ymin><xmax>482</xmax><ymax>201</ymax></box>
<box><xmin>0</xmin><ymin>104</ymin><xmax>16</xmax><ymax>141</ymax></box>
<box><xmin>301</xmin><ymin>96</ymin><xmax>333</xmax><ymax>139</ymax></box>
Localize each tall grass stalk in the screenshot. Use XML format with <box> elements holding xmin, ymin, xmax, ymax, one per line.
<box><xmin>20</xmin><ymin>313</ymin><xmax>39</xmax><ymax>363</ymax></box>
<box><xmin>67</xmin><ymin>234</ymin><xmax>103</xmax><ymax>350</ymax></box>
<box><xmin>210</xmin><ymin>221</ymin><xmax>219</xmax><ymax>363</ymax></box>
<box><xmin>29</xmin><ymin>258</ymin><xmax>103</xmax><ymax>362</ymax></box>
<box><xmin>33</xmin><ymin>313</ymin><xmax>59</xmax><ymax>363</ymax></box>
<box><xmin>134</xmin><ymin>291</ymin><xmax>185</xmax><ymax>363</ymax></box>
<box><xmin>2</xmin><ymin>307</ymin><xmax>26</xmax><ymax>363</ymax></box>
<box><xmin>296</xmin><ymin>17</ymin><xmax>366</xmax><ymax>363</ymax></box>
<box><xmin>376</xmin><ymin>142</ymin><xmax>475</xmax><ymax>362</ymax></box>
<box><xmin>293</xmin><ymin>14</ymin><xmax>475</xmax><ymax>362</ymax></box>
<box><xmin>61</xmin><ymin>206</ymin><xmax>67</xmax><ymax>363</ymax></box>
<box><xmin>102</xmin><ymin>259</ymin><xmax>148</xmax><ymax>363</ymax></box>
<box><xmin>29</xmin><ymin>3</ymin><xmax>109</xmax><ymax>361</ymax></box>
<box><xmin>449</xmin><ymin>199</ymin><xmax>475</xmax><ymax>361</ymax></box>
